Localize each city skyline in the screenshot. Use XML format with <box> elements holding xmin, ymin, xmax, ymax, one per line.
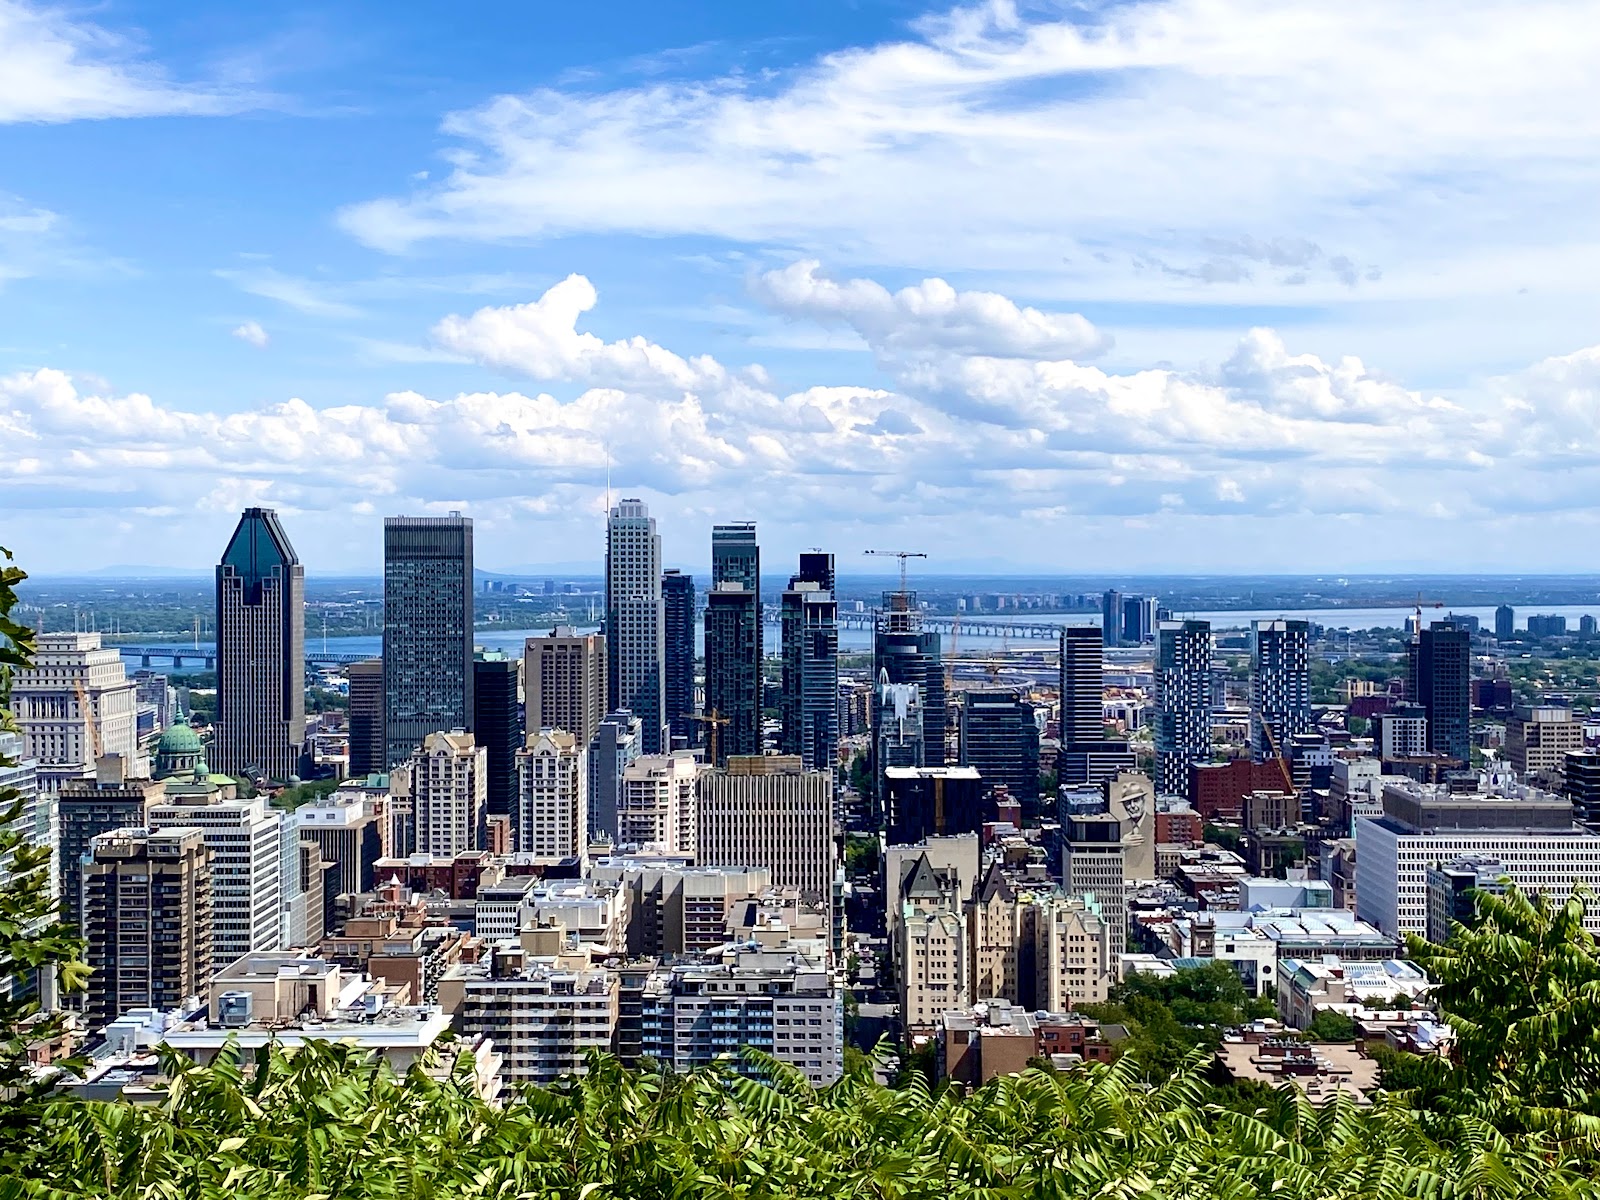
<box><xmin>5</xmin><ymin>1</ymin><xmax>1600</xmax><ymax>574</ymax></box>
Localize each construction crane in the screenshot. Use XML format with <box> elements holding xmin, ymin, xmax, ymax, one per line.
<box><xmin>73</xmin><ymin>678</ymin><xmax>103</xmax><ymax>761</ymax></box>
<box><xmin>1257</xmin><ymin>716</ymin><xmax>1296</xmax><ymax>794</ymax></box>
<box><xmin>1412</xmin><ymin>592</ymin><xmax>1445</xmax><ymax>631</ymax></box>
<box><xmin>863</xmin><ymin>550</ymin><xmax>927</xmax><ymax>598</ymax></box>
<box><xmin>687</xmin><ymin>709</ymin><xmax>730</xmax><ymax>766</ymax></box>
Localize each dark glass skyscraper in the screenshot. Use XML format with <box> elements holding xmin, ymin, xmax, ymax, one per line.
<box><xmin>383</xmin><ymin>515</ymin><xmax>474</xmax><ymax>767</ymax></box>
<box><xmin>872</xmin><ymin>589</ymin><xmax>946</xmax><ymax>781</ymax></box>
<box><xmin>662</xmin><ymin>569</ymin><xmax>697</xmax><ymax>750</ymax></box>
<box><xmin>1154</xmin><ymin>620</ymin><xmax>1212</xmax><ymax>797</ymax></box>
<box><xmin>704</xmin><ymin>524</ymin><xmax>762</xmax><ymax>764</ymax></box>
<box><xmin>214</xmin><ymin>507</ymin><xmax>305</xmax><ymax>782</ymax></box>
<box><xmin>1495</xmin><ymin>604</ymin><xmax>1515</xmax><ymax>640</ymax></box>
<box><xmin>1058</xmin><ymin>624</ymin><xmax>1134</xmax><ymax>786</ymax></box>
<box><xmin>1410</xmin><ymin>620</ymin><xmax>1471</xmax><ymax>763</ymax></box>
<box><xmin>1249</xmin><ymin>619</ymin><xmax>1310</xmax><ymax>761</ymax></box>
<box><xmin>1101</xmin><ymin>590</ymin><xmax>1122</xmax><ymax>648</ymax></box>
<box><xmin>780</xmin><ymin>553</ymin><xmax>839</xmax><ymax>771</ymax></box>
<box><xmin>346</xmin><ymin>659</ymin><xmax>384</xmax><ymax>778</ymax></box>
<box><xmin>959</xmin><ymin>689</ymin><xmax>1040</xmax><ymax>805</ymax></box>
<box><xmin>473</xmin><ymin>651</ymin><xmax>522</xmax><ymax>817</ymax></box>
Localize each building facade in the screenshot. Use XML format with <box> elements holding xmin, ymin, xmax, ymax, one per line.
<box><xmin>346</xmin><ymin>659</ymin><xmax>385</xmax><ymax>778</ymax></box>
<box><xmin>383</xmin><ymin>515</ymin><xmax>475</xmax><ymax>767</ymax></box>
<box><xmin>82</xmin><ymin>826</ymin><xmax>213</xmax><ymax>1030</ymax></box>
<box><xmin>407</xmin><ymin>730</ymin><xmax>487</xmax><ymax>858</ymax></box>
<box><xmin>58</xmin><ymin>756</ymin><xmax>165</xmax><ymax>934</ymax></box>
<box><xmin>523</xmin><ymin>628</ymin><xmax>606</xmax><ymax>750</ymax></box>
<box><xmin>1249</xmin><ymin>619</ymin><xmax>1310</xmax><ymax>763</ymax></box>
<box><xmin>1410</xmin><ymin>621</ymin><xmax>1471</xmax><ymax>765</ymax></box>
<box><xmin>472</xmin><ymin>652</ymin><xmax>522</xmax><ymax>819</ymax></box>
<box><xmin>587</xmin><ymin>709</ymin><xmax>642</xmax><ymax>841</ymax></box>
<box><xmin>13</xmin><ymin>631</ymin><xmax>142</xmax><ymax>796</ymax></box>
<box><xmin>1154</xmin><ymin>621</ymin><xmax>1212</xmax><ymax>798</ymax></box>
<box><xmin>1507</xmin><ymin>705</ymin><xmax>1583</xmax><ymax>786</ymax></box>
<box><xmin>605</xmin><ymin>499</ymin><xmax>665</xmax><ymax>753</ymax></box>
<box><xmin>213</xmin><ymin>507</ymin><xmax>305</xmax><ymax>782</ymax></box>
<box><xmin>514</xmin><ymin>729</ymin><xmax>587</xmax><ymax>862</ymax></box>
<box><xmin>958</xmin><ymin>690</ymin><xmax>1040</xmax><ymax>805</ymax></box>
<box><xmin>661</xmin><ymin>570</ymin><xmax>696</xmax><ymax>750</ymax></box>
<box><xmin>696</xmin><ymin>756</ymin><xmax>834</xmax><ymax>901</ymax></box>
<box><xmin>779</xmin><ymin>554</ymin><xmax>839</xmax><ymax>772</ymax></box>
<box><xmin>617</xmin><ymin>752</ymin><xmax>699</xmax><ymax>855</ymax></box>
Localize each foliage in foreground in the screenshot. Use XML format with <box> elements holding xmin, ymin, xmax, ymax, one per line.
<box><xmin>9</xmin><ymin>1042</ymin><xmax>1600</xmax><ymax>1200</ymax></box>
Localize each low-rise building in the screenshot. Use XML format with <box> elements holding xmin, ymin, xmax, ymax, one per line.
<box><xmin>939</xmin><ymin>1000</ymin><xmax>1122</xmax><ymax>1084</ymax></box>
<box><xmin>1276</xmin><ymin>957</ymin><xmax>1431</xmax><ymax>1030</ymax></box>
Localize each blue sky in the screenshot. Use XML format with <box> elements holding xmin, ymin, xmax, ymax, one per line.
<box><xmin>4</xmin><ymin>0</ymin><xmax>1600</xmax><ymax>576</ymax></box>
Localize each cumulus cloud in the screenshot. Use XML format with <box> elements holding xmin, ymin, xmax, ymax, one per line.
<box><xmin>752</xmin><ymin>260</ymin><xmax>1108</xmax><ymax>360</ymax></box>
<box><xmin>0</xmin><ymin>0</ymin><xmax>239</xmax><ymax>123</ymax></box>
<box><xmin>231</xmin><ymin>320</ymin><xmax>269</xmax><ymax>348</ymax></box>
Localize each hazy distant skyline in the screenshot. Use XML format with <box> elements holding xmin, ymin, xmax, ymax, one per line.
<box><xmin>5</xmin><ymin>0</ymin><xmax>1600</xmax><ymax>573</ymax></box>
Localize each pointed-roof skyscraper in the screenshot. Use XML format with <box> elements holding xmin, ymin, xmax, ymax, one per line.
<box><xmin>214</xmin><ymin>507</ymin><xmax>305</xmax><ymax>782</ymax></box>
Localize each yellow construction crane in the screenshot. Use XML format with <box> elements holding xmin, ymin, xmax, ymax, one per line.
<box><xmin>688</xmin><ymin>709</ymin><xmax>730</xmax><ymax>766</ymax></box>
<box><xmin>1258</xmin><ymin>716</ymin><xmax>1295</xmax><ymax>793</ymax></box>
<box><xmin>73</xmin><ymin>677</ymin><xmax>103</xmax><ymax>761</ymax></box>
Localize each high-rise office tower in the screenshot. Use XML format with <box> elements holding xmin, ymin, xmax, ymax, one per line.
<box><xmin>148</xmin><ymin>786</ymin><xmax>283</xmax><ymax>966</ymax></box>
<box><xmin>1100</xmin><ymin>590</ymin><xmax>1122</xmax><ymax>648</ymax></box>
<box><xmin>13</xmin><ymin>631</ymin><xmax>142</xmax><ymax>796</ymax></box>
<box><xmin>214</xmin><ymin>507</ymin><xmax>305</xmax><ymax>783</ymax></box>
<box><xmin>959</xmin><ymin>690</ymin><xmax>1040</xmax><ymax>805</ymax></box>
<box><xmin>408</xmin><ymin>730</ymin><xmax>487</xmax><ymax>857</ymax></box>
<box><xmin>383</xmin><ymin>515</ymin><xmax>474</xmax><ymax>768</ymax></box>
<box><xmin>82</xmin><ymin>826</ymin><xmax>213</xmax><ymax>1030</ymax></box>
<box><xmin>1120</xmin><ymin>595</ymin><xmax>1158</xmax><ymax>646</ymax></box>
<box><xmin>524</xmin><ymin>628</ymin><xmax>606</xmax><ymax>748</ymax></box>
<box><xmin>1249</xmin><ymin>619</ymin><xmax>1310</xmax><ymax>762</ymax></box>
<box><xmin>1495</xmin><ymin>604</ymin><xmax>1515</xmax><ymax>640</ymax></box>
<box><xmin>605</xmin><ymin>499</ymin><xmax>665</xmax><ymax>754</ymax></box>
<box><xmin>1058</xmin><ymin>625</ymin><xmax>1135</xmax><ymax>787</ymax></box>
<box><xmin>705</xmin><ymin>524</ymin><xmax>762</xmax><ymax>765</ymax></box>
<box><xmin>662</xmin><ymin>570</ymin><xmax>697</xmax><ymax>750</ymax></box>
<box><xmin>1154</xmin><ymin>621</ymin><xmax>1212</xmax><ymax>797</ymax></box>
<box><xmin>780</xmin><ymin>554</ymin><xmax>839</xmax><ymax>772</ymax></box>
<box><xmin>1410</xmin><ymin>620</ymin><xmax>1472</xmax><ymax>764</ymax></box>
<box><xmin>515</xmin><ymin>729</ymin><xmax>587</xmax><ymax>862</ymax></box>
<box><xmin>697</xmin><ymin>756</ymin><xmax>834</xmax><ymax>902</ymax></box>
<box><xmin>346</xmin><ymin>659</ymin><xmax>385</xmax><ymax>778</ymax></box>
<box><xmin>58</xmin><ymin>754</ymin><xmax>164</xmax><ymax>935</ymax></box>
<box><xmin>473</xmin><ymin>652</ymin><xmax>523</xmax><ymax>818</ymax></box>
<box><xmin>588</xmin><ymin>709</ymin><xmax>642</xmax><ymax>840</ymax></box>
<box><xmin>872</xmin><ymin>588</ymin><xmax>945</xmax><ymax>782</ymax></box>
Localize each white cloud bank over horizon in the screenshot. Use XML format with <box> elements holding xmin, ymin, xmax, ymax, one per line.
<box><xmin>4</xmin><ymin>264</ymin><xmax>1599</xmax><ymax>574</ymax></box>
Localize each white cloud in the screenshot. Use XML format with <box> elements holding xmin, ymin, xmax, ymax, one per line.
<box><xmin>215</xmin><ymin>269</ymin><xmax>365</xmax><ymax>319</ymax></box>
<box><xmin>231</xmin><ymin>320</ymin><xmax>269</xmax><ymax>349</ymax></box>
<box><xmin>337</xmin><ymin>0</ymin><xmax>1600</xmax><ymax>317</ymax></box>
<box><xmin>0</xmin><ymin>0</ymin><xmax>237</xmax><ymax>123</ymax></box>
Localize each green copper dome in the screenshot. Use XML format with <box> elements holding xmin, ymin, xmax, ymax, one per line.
<box><xmin>156</xmin><ymin>719</ymin><xmax>203</xmax><ymax>756</ymax></box>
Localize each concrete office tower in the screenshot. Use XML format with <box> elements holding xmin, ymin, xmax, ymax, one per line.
<box><xmin>588</xmin><ymin>710</ymin><xmax>642</xmax><ymax>840</ymax></box>
<box><xmin>1410</xmin><ymin>620</ymin><xmax>1472</xmax><ymax>764</ymax></box>
<box><xmin>697</xmin><ymin>756</ymin><xmax>834</xmax><ymax>901</ymax></box>
<box><xmin>1101</xmin><ymin>590</ymin><xmax>1122</xmax><ymax>648</ymax></box>
<box><xmin>1355</xmin><ymin>776</ymin><xmax>1600</xmax><ymax>937</ymax></box>
<box><xmin>618</xmin><ymin>752</ymin><xmax>699</xmax><ymax>854</ymax></box>
<box><xmin>1249</xmin><ymin>619</ymin><xmax>1310</xmax><ymax>763</ymax></box>
<box><xmin>345</xmin><ymin>659</ymin><xmax>385</xmax><ymax>778</ymax></box>
<box><xmin>13</xmin><ymin>631</ymin><xmax>142</xmax><ymax>796</ymax></box>
<box><xmin>959</xmin><ymin>690</ymin><xmax>1040</xmax><ymax>805</ymax></box>
<box><xmin>515</xmin><ymin>729</ymin><xmax>587</xmax><ymax>862</ymax></box>
<box><xmin>82</xmin><ymin>826</ymin><xmax>212</xmax><ymax>1029</ymax></box>
<box><xmin>408</xmin><ymin>730</ymin><xmax>487</xmax><ymax>857</ymax></box>
<box><xmin>1058</xmin><ymin>625</ymin><xmax>1135</xmax><ymax>787</ymax></box>
<box><xmin>1495</xmin><ymin>604</ymin><xmax>1515</xmax><ymax>640</ymax></box>
<box><xmin>281</xmin><ymin>835</ymin><xmax>331</xmax><ymax>948</ymax></box>
<box><xmin>149</xmin><ymin>785</ymin><xmax>283</xmax><ymax>966</ymax></box>
<box><xmin>524</xmin><ymin>627</ymin><xmax>606</xmax><ymax>749</ymax></box>
<box><xmin>605</xmin><ymin>499</ymin><xmax>665</xmax><ymax>753</ymax></box>
<box><xmin>383</xmin><ymin>515</ymin><xmax>474</xmax><ymax>768</ymax></box>
<box><xmin>872</xmin><ymin>587</ymin><xmax>946</xmax><ymax>775</ymax></box>
<box><xmin>661</xmin><ymin>570</ymin><xmax>697</xmax><ymax>750</ymax></box>
<box><xmin>213</xmin><ymin>508</ymin><xmax>305</xmax><ymax>783</ymax></box>
<box><xmin>1153</xmin><ymin>621</ymin><xmax>1213</xmax><ymax>798</ymax></box>
<box><xmin>58</xmin><ymin>754</ymin><xmax>165</xmax><ymax>934</ymax></box>
<box><xmin>1061</xmin><ymin>772</ymin><xmax>1155</xmax><ymax>958</ymax></box>
<box><xmin>472</xmin><ymin>652</ymin><xmax>522</xmax><ymax>818</ymax></box>
<box><xmin>1508</xmin><ymin>705</ymin><xmax>1583</xmax><ymax>786</ymax></box>
<box><xmin>779</xmin><ymin>554</ymin><xmax>839</xmax><ymax>771</ymax></box>
<box><xmin>704</xmin><ymin>523</ymin><xmax>762</xmax><ymax>764</ymax></box>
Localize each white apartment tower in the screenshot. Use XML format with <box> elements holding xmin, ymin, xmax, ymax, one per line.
<box><xmin>13</xmin><ymin>631</ymin><xmax>143</xmax><ymax>795</ymax></box>
<box><xmin>515</xmin><ymin>729</ymin><xmax>588</xmax><ymax>863</ymax></box>
<box><xmin>618</xmin><ymin>752</ymin><xmax>699</xmax><ymax>855</ymax></box>
<box><xmin>605</xmin><ymin>499</ymin><xmax>665</xmax><ymax>754</ymax></box>
<box><xmin>409</xmin><ymin>730</ymin><xmax>488</xmax><ymax>857</ymax></box>
<box><xmin>149</xmin><ymin>790</ymin><xmax>283</xmax><ymax>966</ymax></box>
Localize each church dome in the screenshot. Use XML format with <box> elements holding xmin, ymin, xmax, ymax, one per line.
<box><xmin>156</xmin><ymin>719</ymin><xmax>203</xmax><ymax>756</ymax></box>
